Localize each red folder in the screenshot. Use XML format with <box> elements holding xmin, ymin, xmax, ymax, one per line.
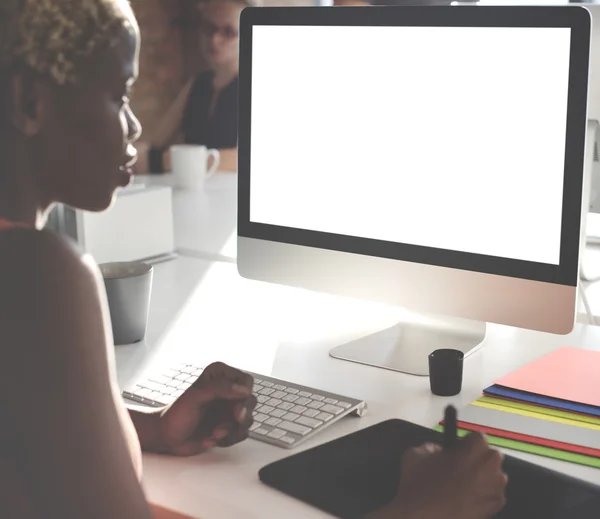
<box><xmin>495</xmin><ymin>347</ymin><xmax>600</xmax><ymax>408</ymax></box>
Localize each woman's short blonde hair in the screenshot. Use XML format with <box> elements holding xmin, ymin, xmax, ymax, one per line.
<box><xmin>0</xmin><ymin>0</ymin><xmax>136</xmax><ymax>85</ymax></box>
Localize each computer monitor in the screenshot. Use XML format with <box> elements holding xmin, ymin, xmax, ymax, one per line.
<box><xmin>452</xmin><ymin>1</ymin><xmax>600</xmax><ymax>214</ymax></box>
<box><xmin>236</xmin><ymin>5</ymin><xmax>591</xmax><ymax>375</ymax></box>
<box><xmin>451</xmin><ymin>1</ymin><xmax>600</xmax><ymax>121</ymax></box>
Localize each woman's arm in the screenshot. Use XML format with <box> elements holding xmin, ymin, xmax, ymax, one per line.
<box><xmin>128</xmin><ymin>408</ymin><xmax>170</xmax><ymax>454</ymax></box>
<box><xmin>149</xmin><ymin>78</ymin><xmax>195</xmax><ymax>149</ymax></box>
<box><xmin>135</xmin><ymin>78</ymin><xmax>195</xmax><ymax>173</ymax></box>
<box><xmin>0</xmin><ymin>230</ymin><xmax>154</xmax><ymax>519</ymax></box>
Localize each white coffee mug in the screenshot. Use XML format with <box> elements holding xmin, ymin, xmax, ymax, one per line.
<box><xmin>170</xmin><ymin>144</ymin><xmax>220</xmax><ymax>190</ymax></box>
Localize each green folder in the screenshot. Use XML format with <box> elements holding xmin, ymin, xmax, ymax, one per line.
<box><xmin>433</xmin><ymin>425</ymin><xmax>600</xmax><ymax>469</ymax></box>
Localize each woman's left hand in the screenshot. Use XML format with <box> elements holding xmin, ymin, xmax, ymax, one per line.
<box><xmin>158</xmin><ymin>362</ymin><xmax>257</xmax><ymax>456</ymax></box>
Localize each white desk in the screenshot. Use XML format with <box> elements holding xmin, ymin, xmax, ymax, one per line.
<box><xmin>118</xmin><ymin>256</ymin><xmax>600</xmax><ymax>519</ymax></box>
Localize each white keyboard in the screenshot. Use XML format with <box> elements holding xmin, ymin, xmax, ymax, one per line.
<box><xmin>122</xmin><ymin>363</ymin><xmax>367</xmax><ymax>449</ymax></box>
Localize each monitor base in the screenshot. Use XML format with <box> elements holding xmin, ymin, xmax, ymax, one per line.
<box><xmin>329</xmin><ymin>314</ymin><xmax>486</xmax><ymax>376</ymax></box>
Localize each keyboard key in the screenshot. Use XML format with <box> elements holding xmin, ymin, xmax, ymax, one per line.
<box><xmin>254</xmin><ymin>428</ymin><xmax>269</xmax><ymax>436</ymax></box>
<box><xmin>307</xmin><ymin>401</ymin><xmax>324</xmax><ymax>410</ymax></box>
<box><xmin>250</xmin><ymin>423</ymin><xmax>261</xmax><ymax>431</ymax></box>
<box><xmin>253</xmin><ymin>379</ymin><xmax>263</xmax><ymax>384</ymax></box>
<box><xmin>273</xmin><ymin>385</ymin><xmax>286</xmax><ymax>391</ymax></box>
<box><xmin>271</xmin><ymin>391</ymin><xmax>287</xmax><ymax>399</ymax></box>
<box><xmin>177</xmin><ymin>382</ymin><xmax>191</xmax><ymax>391</ymax></box>
<box><xmin>285</xmin><ymin>388</ymin><xmax>299</xmax><ymax>394</ymax></box>
<box><xmin>192</xmin><ymin>369</ymin><xmax>203</xmax><ymax>377</ymax></box>
<box><xmin>303</xmin><ymin>409</ymin><xmax>320</xmax><ymax>418</ymax></box>
<box><xmin>311</xmin><ymin>395</ymin><xmax>325</xmax><ymax>401</ymax></box>
<box><xmin>254</xmin><ymin>413</ymin><xmax>269</xmax><ymax>423</ymax></box>
<box><xmin>160</xmin><ymin>387</ymin><xmax>176</xmax><ymax>395</ymax></box>
<box><xmin>266</xmin><ymin>398</ymin><xmax>282</xmax><ymax>407</ymax></box>
<box><xmin>144</xmin><ymin>381</ymin><xmax>166</xmax><ymax>392</ymax></box>
<box><xmin>265</xmin><ymin>417</ymin><xmax>282</xmax><ymax>427</ymax></box>
<box><xmin>176</xmin><ymin>374</ymin><xmax>189</xmax><ymax>382</ymax></box>
<box><xmin>149</xmin><ymin>375</ymin><xmax>170</xmax><ymax>385</ymax></box>
<box><xmin>134</xmin><ymin>387</ymin><xmax>153</xmax><ymax>398</ymax></box>
<box><xmin>172</xmin><ymin>389</ymin><xmax>184</xmax><ymax>398</ymax></box>
<box><xmin>258</xmin><ymin>405</ymin><xmax>274</xmax><ymax>414</ymax></box>
<box><xmin>267</xmin><ymin>429</ymin><xmax>286</xmax><ymax>439</ymax></box>
<box><xmin>324</xmin><ymin>398</ymin><xmax>338</xmax><ymax>405</ymax></box>
<box><xmin>338</xmin><ymin>402</ymin><xmax>352</xmax><ymax>409</ymax></box>
<box><xmin>261</xmin><ymin>381</ymin><xmax>274</xmax><ymax>388</ymax></box>
<box><xmin>182</xmin><ymin>366</ymin><xmax>195</xmax><ymax>375</ymax></box>
<box><xmin>290</xmin><ymin>405</ymin><xmax>308</xmax><ymax>414</ymax></box>
<box><xmin>280</xmin><ymin>436</ymin><xmax>296</xmax><ymax>445</ymax></box>
<box><xmin>164</xmin><ymin>369</ymin><xmax>178</xmax><ymax>378</ymax></box>
<box><xmin>278</xmin><ymin>402</ymin><xmax>294</xmax><ymax>411</ymax></box>
<box><xmin>321</xmin><ymin>404</ymin><xmax>344</xmax><ymax>415</ymax></box>
<box><xmin>167</xmin><ymin>380</ymin><xmax>181</xmax><ymax>388</ymax></box>
<box><xmin>283</xmin><ymin>394</ymin><xmax>298</xmax><ymax>402</ymax></box>
<box><xmin>259</xmin><ymin>387</ymin><xmax>275</xmax><ymax>396</ymax></box>
<box><xmin>269</xmin><ymin>409</ymin><xmax>287</xmax><ymax>418</ymax></box>
<box><xmin>283</xmin><ymin>413</ymin><xmax>300</xmax><ymax>422</ymax></box>
<box><xmin>279</xmin><ymin>421</ymin><xmax>311</xmax><ymax>436</ymax></box>
<box><xmin>316</xmin><ymin>412</ymin><xmax>334</xmax><ymax>421</ymax></box>
<box><xmin>296</xmin><ymin>416</ymin><xmax>323</xmax><ymax>428</ymax></box>
<box><xmin>257</xmin><ymin>395</ymin><xmax>269</xmax><ymax>404</ymax></box>
<box><xmin>298</xmin><ymin>391</ymin><xmax>312</xmax><ymax>398</ymax></box>
<box><xmin>295</xmin><ymin>397</ymin><xmax>311</xmax><ymax>406</ymax></box>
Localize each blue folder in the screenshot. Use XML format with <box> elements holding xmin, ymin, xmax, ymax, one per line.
<box><xmin>484</xmin><ymin>385</ymin><xmax>600</xmax><ymax>418</ymax></box>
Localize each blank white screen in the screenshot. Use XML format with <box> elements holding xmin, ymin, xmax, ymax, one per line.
<box><xmin>249</xmin><ymin>25</ymin><xmax>571</xmax><ymax>265</ymax></box>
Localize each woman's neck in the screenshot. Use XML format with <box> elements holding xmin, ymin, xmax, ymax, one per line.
<box><xmin>0</xmin><ymin>153</ymin><xmax>48</xmax><ymax>230</ymax></box>
<box><xmin>212</xmin><ymin>62</ymin><xmax>238</xmax><ymax>91</ymax></box>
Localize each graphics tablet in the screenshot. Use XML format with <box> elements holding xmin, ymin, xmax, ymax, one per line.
<box><xmin>259</xmin><ymin>419</ymin><xmax>600</xmax><ymax>519</ymax></box>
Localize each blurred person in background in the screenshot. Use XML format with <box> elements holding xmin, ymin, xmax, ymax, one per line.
<box><xmin>136</xmin><ymin>0</ymin><xmax>256</xmax><ymax>174</ymax></box>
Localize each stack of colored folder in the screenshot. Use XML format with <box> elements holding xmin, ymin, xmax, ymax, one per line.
<box><xmin>435</xmin><ymin>346</ymin><xmax>600</xmax><ymax>468</ymax></box>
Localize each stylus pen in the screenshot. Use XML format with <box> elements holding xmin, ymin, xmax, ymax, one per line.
<box><xmin>444</xmin><ymin>405</ymin><xmax>457</xmax><ymax>449</ymax></box>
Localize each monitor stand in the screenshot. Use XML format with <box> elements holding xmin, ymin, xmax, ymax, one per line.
<box><xmin>329</xmin><ymin>313</ymin><xmax>486</xmax><ymax>376</ymax></box>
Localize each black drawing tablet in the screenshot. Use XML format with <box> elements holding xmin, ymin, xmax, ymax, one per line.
<box><xmin>259</xmin><ymin>419</ymin><xmax>600</xmax><ymax>519</ymax></box>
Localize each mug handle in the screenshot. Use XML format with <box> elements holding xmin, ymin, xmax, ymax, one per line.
<box><xmin>206</xmin><ymin>149</ymin><xmax>221</xmax><ymax>179</ymax></box>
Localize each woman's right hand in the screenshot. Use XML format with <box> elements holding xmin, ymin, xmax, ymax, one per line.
<box><xmin>373</xmin><ymin>432</ymin><xmax>508</xmax><ymax>519</ymax></box>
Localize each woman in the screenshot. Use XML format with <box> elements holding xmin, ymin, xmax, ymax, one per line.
<box><xmin>137</xmin><ymin>0</ymin><xmax>250</xmax><ymax>174</ymax></box>
<box><xmin>0</xmin><ymin>1</ymin><xmax>507</xmax><ymax>517</ymax></box>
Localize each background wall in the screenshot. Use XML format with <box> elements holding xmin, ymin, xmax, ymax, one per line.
<box><xmin>129</xmin><ymin>0</ymin><xmax>325</xmax><ymax>136</ymax></box>
<box><xmin>129</xmin><ymin>0</ymin><xmax>185</xmax><ymax>137</ymax></box>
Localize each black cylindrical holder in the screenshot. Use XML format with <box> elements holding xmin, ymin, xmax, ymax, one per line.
<box><xmin>429</xmin><ymin>349</ymin><xmax>464</xmax><ymax>396</ymax></box>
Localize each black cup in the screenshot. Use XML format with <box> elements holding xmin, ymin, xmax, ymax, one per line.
<box><xmin>429</xmin><ymin>349</ymin><xmax>464</xmax><ymax>396</ymax></box>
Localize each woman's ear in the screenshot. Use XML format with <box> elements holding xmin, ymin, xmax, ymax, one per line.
<box><xmin>9</xmin><ymin>72</ymin><xmax>47</xmax><ymax>137</ymax></box>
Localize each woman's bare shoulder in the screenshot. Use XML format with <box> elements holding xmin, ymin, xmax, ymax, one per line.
<box><xmin>0</xmin><ymin>228</ymin><xmax>94</xmax><ymax>287</ymax></box>
<box><xmin>0</xmin><ymin>228</ymin><xmax>104</xmax><ymax>360</ymax></box>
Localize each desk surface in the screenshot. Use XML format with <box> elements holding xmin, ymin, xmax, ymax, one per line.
<box><xmin>122</xmin><ymin>256</ymin><xmax>600</xmax><ymax>519</ymax></box>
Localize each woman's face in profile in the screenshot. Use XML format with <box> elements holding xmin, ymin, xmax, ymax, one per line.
<box><xmin>199</xmin><ymin>3</ymin><xmax>242</xmax><ymax>69</ymax></box>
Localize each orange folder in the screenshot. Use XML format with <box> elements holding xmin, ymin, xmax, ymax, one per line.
<box><xmin>495</xmin><ymin>347</ymin><xmax>600</xmax><ymax>408</ymax></box>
